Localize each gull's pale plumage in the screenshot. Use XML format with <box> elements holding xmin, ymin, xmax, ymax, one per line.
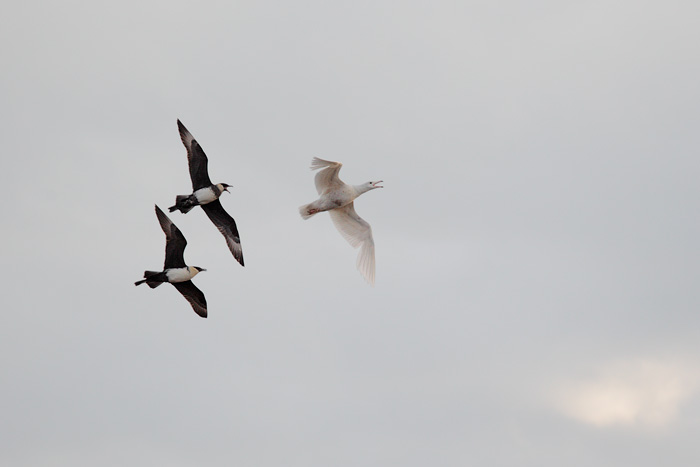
<box><xmin>300</xmin><ymin>157</ymin><xmax>383</xmax><ymax>286</ymax></box>
<box><xmin>329</xmin><ymin>203</ymin><xmax>376</xmax><ymax>286</ymax></box>
<box><xmin>312</xmin><ymin>158</ymin><xmax>344</xmax><ymax>194</ymax></box>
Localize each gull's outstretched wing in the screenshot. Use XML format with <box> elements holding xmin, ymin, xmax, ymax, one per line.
<box><xmin>311</xmin><ymin>157</ymin><xmax>344</xmax><ymax>195</ymax></box>
<box><xmin>173</xmin><ymin>280</ymin><xmax>208</xmax><ymax>318</ymax></box>
<box><xmin>329</xmin><ymin>202</ymin><xmax>376</xmax><ymax>286</ymax></box>
<box><xmin>201</xmin><ymin>199</ymin><xmax>245</xmax><ymax>266</ymax></box>
<box><xmin>155</xmin><ymin>205</ymin><xmax>187</xmax><ymax>269</ymax></box>
<box><xmin>177</xmin><ymin>120</ymin><xmax>212</xmax><ymax>190</ymax></box>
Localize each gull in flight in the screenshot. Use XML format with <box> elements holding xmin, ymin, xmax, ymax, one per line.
<box><xmin>135</xmin><ymin>205</ymin><xmax>208</xmax><ymax>318</ymax></box>
<box><xmin>168</xmin><ymin>120</ymin><xmax>244</xmax><ymax>267</ymax></box>
<box><xmin>299</xmin><ymin>157</ymin><xmax>383</xmax><ymax>285</ymax></box>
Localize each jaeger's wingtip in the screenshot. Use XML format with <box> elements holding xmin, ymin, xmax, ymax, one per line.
<box><xmin>177</xmin><ymin>119</ymin><xmax>189</xmax><ymax>133</ymax></box>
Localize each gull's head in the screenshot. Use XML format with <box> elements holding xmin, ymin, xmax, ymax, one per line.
<box><xmin>366</xmin><ymin>180</ymin><xmax>384</xmax><ymax>190</ymax></box>
<box><xmin>218</xmin><ymin>183</ymin><xmax>232</xmax><ymax>193</ymax></box>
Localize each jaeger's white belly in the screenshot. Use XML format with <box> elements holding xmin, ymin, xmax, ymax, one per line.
<box><xmin>194</xmin><ymin>187</ymin><xmax>218</xmax><ymax>204</ymax></box>
<box><xmin>165</xmin><ymin>267</ymin><xmax>196</xmax><ymax>283</ymax></box>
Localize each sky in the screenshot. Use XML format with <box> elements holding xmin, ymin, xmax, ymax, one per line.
<box><xmin>2</xmin><ymin>0</ymin><xmax>700</xmax><ymax>465</ymax></box>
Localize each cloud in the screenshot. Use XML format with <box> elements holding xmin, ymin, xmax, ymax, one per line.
<box><xmin>555</xmin><ymin>358</ymin><xmax>698</xmax><ymax>429</ymax></box>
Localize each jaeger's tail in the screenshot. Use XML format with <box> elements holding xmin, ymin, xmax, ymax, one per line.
<box><xmin>169</xmin><ymin>195</ymin><xmax>196</xmax><ymax>213</ymax></box>
<box><xmin>134</xmin><ymin>271</ymin><xmax>164</xmax><ymax>288</ymax></box>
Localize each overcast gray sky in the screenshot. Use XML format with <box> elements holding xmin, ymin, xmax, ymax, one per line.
<box><xmin>2</xmin><ymin>0</ymin><xmax>700</xmax><ymax>465</ymax></box>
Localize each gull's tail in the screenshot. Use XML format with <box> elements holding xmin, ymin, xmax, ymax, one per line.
<box><xmin>299</xmin><ymin>202</ymin><xmax>319</xmax><ymax>220</ymax></box>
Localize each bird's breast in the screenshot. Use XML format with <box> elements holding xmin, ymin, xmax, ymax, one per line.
<box><xmin>322</xmin><ymin>187</ymin><xmax>355</xmax><ymax>207</ymax></box>
<box><xmin>194</xmin><ymin>187</ymin><xmax>219</xmax><ymax>204</ymax></box>
<box><xmin>165</xmin><ymin>267</ymin><xmax>194</xmax><ymax>283</ymax></box>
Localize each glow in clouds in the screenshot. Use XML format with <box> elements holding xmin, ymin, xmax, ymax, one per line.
<box><xmin>556</xmin><ymin>358</ymin><xmax>697</xmax><ymax>429</ymax></box>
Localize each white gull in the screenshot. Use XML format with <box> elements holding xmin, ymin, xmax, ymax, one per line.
<box><xmin>299</xmin><ymin>157</ymin><xmax>383</xmax><ymax>285</ymax></box>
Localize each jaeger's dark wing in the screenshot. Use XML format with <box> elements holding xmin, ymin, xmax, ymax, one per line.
<box><xmin>172</xmin><ymin>280</ymin><xmax>207</xmax><ymax>318</ymax></box>
<box><xmin>177</xmin><ymin>120</ymin><xmax>212</xmax><ymax>191</ymax></box>
<box><xmin>155</xmin><ymin>205</ymin><xmax>187</xmax><ymax>269</ymax></box>
<box><xmin>201</xmin><ymin>199</ymin><xmax>244</xmax><ymax>266</ymax></box>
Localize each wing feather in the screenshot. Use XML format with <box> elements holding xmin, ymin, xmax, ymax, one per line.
<box><xmin>201</xmin><ymin>200</ymin><xmax>245</xmax><ymax>266</ymax></box>
<box><xmin>155</xmin><ymin>205</ymin><xmax>187</xmax><ymax>269</ymax></box>
<box><xmin>311</xmin><ymin>157</ymin><xmax>344</xmax><ymax>195</ymax></box>
<box><xmin>172</xmin><ymin>280</ymin><xmax>207</xmax><ymax>318</ymax></box>
<box><xmin>329</xmin><ymin>203</ymin><xmax>376</xmax><ymax>286</ymax></box>
<box><xmin>177</xmin><ymin>120</ymin><xmax>212</xmax><ymax>190</ymax></box>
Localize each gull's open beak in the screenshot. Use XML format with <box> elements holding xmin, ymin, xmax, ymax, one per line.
<box><xmin>373</xmin><ymin>180</ymin><xmax>384</xmax><ymax>188</ymax></box>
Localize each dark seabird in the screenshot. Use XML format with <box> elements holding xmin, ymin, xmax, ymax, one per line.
<box><xmin>299</xmin><ymin>157</ymin><xmax>383</xmax><ymax>286</ymax></box>
<box><xmin>135</xmin><ymin>205</ymin><xmax>208</xmax><ymax>318</ymax></box>
<box><xmin>168</xmin><ymin>120</ymin><xmax>244</xmax><ymax>266</ymax></box>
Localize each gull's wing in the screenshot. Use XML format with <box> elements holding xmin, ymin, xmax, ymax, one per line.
<box><xmin>201</xmin><ymin>199</ymin><xmax>245</xmax><ymax>266</ymax></box>
<box><xmin>172</xmin><ymin>280</ymin><xmax>208</xmax><ymax>318</ymax></box>
<box><xmin>177</xmin><ymin>120</ymin><xmax>212</xmax><ymax>190</ymax></box>
<box><xmin>311</xmin><ymin>157</ymin><xmax>344</xmax><ymax>195</ymax></box>
<box><xmin>155</xmin><ymin>205</ymin><xmax>187</xmax><ymax>269</ymax></box>
<box><xmin>329</xmin><ymin>202</ymin><xmax>376</xmax><ymax>286</ymax></box>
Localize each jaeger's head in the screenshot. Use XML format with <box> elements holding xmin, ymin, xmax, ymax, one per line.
<box><xmin>192</xmin><ymin>266</ymin><xmax>207</xmax><ymax>276</ymax></box>
<box><xmin>218</xmin><ymin>183</ymin><xmax>232</xmax><ymax>193</ymax></box>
